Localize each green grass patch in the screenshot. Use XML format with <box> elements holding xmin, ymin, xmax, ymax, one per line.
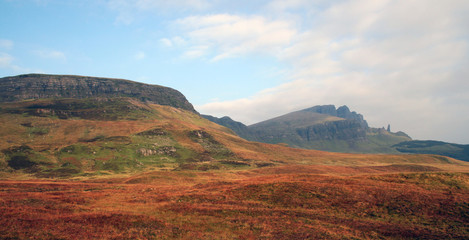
<box><xmin>55</xmin><ymin>136</ymin><xmax>199</xmax><ymax>173</ymax></box>
<box><xmin>2</xmin><ymin>145</ymin><xmax>54</xmax><ymax>171</ymax></box>
<box><xmin>28</xmin><ymin>127</ymin><xmax>49</xmax><ymax>136</ymax></box>
<box><xmin>4</xmin><ymin>98</ymin><xmax>159</xmax><ymax>121</ymax></box>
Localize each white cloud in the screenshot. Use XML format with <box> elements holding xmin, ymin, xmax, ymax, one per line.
<box><xmin>173</xmin><ymin>14</ymin><xmax>296</xmax><ymax>61</ymax></box>
<box><xmin>35</xmin><ymin>50</ymin><xmax>66</xmax><ymax>61</ymax></box>
<box><xmin>159</xmin><ymin>36</ymin><xmax>185</xmax><ymax>48</ymax></box>
<box><xmin>0</xmin><ymin>39</ymin><xmax>13</xmax><ymax>50</ymax></box>
<box><xmin>196</xmin><ymin>0</ymin><xmax>469</xmax><ymax>143</ymax></box>
<box><xmin>197</xmin><ymin>78</ymin><xmax>329</xmax><ymax>125</ymax></box>
<box><xmin>182</xmin><ymin>45</ymin><xmax>209</xmax><ymax>59</ymax></box>
<box><xmin>160</xmin><ymin>38</ymin><xmax>173</xmax><ymax>47</ymax></box>
<box><xmin>265</xmin><ymin>0</ymin><xmax>311</xmax><ymax>12</ymax></box>
<box><xmin>134</xmin><ymin>51</ymin><xmax>146</xmax><ymax>60</ymax></box>
<box><xmin>0</xmin><ymin>52</ymin><xmax>14</xmax><ymax>67</ymax></box>
<box><xmin>0</xmin><ymin>52</ymin><xmax>31</xmax><ymax>73</ymax></box>
<box><xmin>134</xmin><ymin>0</ymin><xmax>209</xmax><ymax>11</ymax></box>
<box><xmin>108</xmin><ymin>0</ymin><xmax>210</xmax><ymax>24</ymax></box>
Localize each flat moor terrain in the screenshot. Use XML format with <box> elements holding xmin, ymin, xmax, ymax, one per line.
<box><xmin>1</xmin><ymin>165</ymin><xmax>468</xmax><ymax>239</ymax></box>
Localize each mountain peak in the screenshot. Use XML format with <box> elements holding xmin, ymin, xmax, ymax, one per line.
<box><xmin>302</xmin><ymin>104</ymin><xmax>337</xmax><ymax>116</ymax></box>
<box><xmin>0</xmin><ymin>74</ymin><xmax>197</xmax><ymax>113</ymax></box>
<box><xmin>204</xmin><ymin>104</ymin><xmax>410</xmax><ymax>153</ymax></box>
<box><xmin>301</xmin><ymin>105</ymin><xmax>368</xmax><ymax>128</ymax></box>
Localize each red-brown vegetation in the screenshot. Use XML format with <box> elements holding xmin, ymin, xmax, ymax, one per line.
<box><xmin>1</xmin><ymin>167</ymin><xmax>468</xmax><ymax>239</ymax></box>
<box><xmin>1</xmin><ymin>101</ymin><xmax>469</xmax><ymax>239</ymax></box>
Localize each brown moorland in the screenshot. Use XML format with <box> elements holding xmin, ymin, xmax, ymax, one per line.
<box><xmin>0</xmin><ymin>168</ymin><xmax>468</xmax><ymax>239</ymax></box>
<box><xmin>1</xmin><ymin>99</ymin><xmax>469</xmax><ymax>239</ymax></box>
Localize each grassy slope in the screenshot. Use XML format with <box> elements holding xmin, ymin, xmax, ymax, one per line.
<box><xmin>394</xmin><ymin>140</ymin><xmax>469</xmax><ymax>162</ymax></box>
<box><xmin>1</xmin><ymin>98</ymin><xmax>463</xmax><ymax>179</ymax></box>
<box><xmin>244</xmin><ymin>110</ymin><xmax>411</xmax><ymax>153</ymax></box>
<box><xmin>1</xmin><ymin>98</ymin><xmax>469</xmax><ymax>239</ymax></box>
<box><xmin>0</xmin><ymin>98</ymin><xmax>247</xmax><ymax>176</ymax></box>
<box><xmin>249</xmin><ymin>111</ymin><xmax>344</xmax><ymax>129</ymax></box>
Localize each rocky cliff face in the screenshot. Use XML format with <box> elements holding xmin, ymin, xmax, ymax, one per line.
<box><xmin>296</xmin><ymin>120</ymin><xmax>367</xmax><ymax>141</ymax></box>
<box><xmin>203</xmin><ymin>105</ymin><xmax>410</xmax><ymax>153</ymax></box>
<box><xmin>302</xmin><ymin>105</ymin><xmax>338</xmax><ymax>116</ymax></box>
<box><xmin>0</xmin><ymin>74</ymin><xmax>196</xmax><ymax>113</ymax></box>
<box><xmin>302</xmin><ymin>105</ymin><xmax>368</xmax><ymax>128</ymax></box>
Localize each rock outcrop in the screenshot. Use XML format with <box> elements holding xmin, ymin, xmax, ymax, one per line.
<box><xmin>203</xmin><ymin>105</ymin><xmax>411</xmax><ymax>153</ymax></box>
<box><xmin>201</xmin><ymin>115</ymin><xmax>257</xmax><ymax>140</ymax></box>
<box><xmin>296</xmin><ymin>120</ymin><xmax>367</xmax><ymax>141</ymax></box>
<box><xmin>303</xmin><ymin>105</ymin><xmax>368</xmax><ymax>128</ymax></box>
<box><xmin>0</xmin><ymin>74</ymin><xmax>197</xmax><ymax>113</ymax></box>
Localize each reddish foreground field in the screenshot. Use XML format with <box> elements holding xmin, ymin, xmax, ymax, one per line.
<box><xmin>1</xmin><ymin>165</ymin><xmax>468</xmax><ymax>239</ymax></box>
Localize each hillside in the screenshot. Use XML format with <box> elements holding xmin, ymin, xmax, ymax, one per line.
<box><xmin>1</xmin><ymin>74</ymin><xmax>468</xmax><ymax>239</ymax></box>
<box><xmin>1</xmin><ymin>98</ymin><xmax>455</xmax><ymax>178</ymax></box>
<box><xmin>0</xmin><ymin>74</ymin><xmax>196</xmax><ymax>113</ymax></box>
<box><xmin>204</xmin><ymin>105</ymin><xmax>411</xmax><ymax>153</ymax></box>
<box><xmin>201</xmin><ymin>114</ymin><xmax>259</xmax><ymax>141</ymax></box>
<box><xmin>0</xmin><ymin>97</ymin><xmax>248</xmax><ymax>177</ymax></box>
<box><xmin>0</xmin><ymin>74</ymin><xmax>459</xmax><ymax>177</ymax></box>
<box><xmin>394</xmin><ymin>140</ymin><xmax>469</xmax><ymax>162</ymax></box>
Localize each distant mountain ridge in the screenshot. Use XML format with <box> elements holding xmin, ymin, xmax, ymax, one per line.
<box><xmin>201</xmin><ymin>115</ymin><xmax>258</xmax><ymax>141</ymax></box>
<box><xmin>0</xmin><ymin>74</ymin><xmax>196</xmax><ymax>113</ymax></box>
<box><xmin>393</xmin><ymin>140</ymin><xmax>469</xmax><ymax>162</ymax></box>
<box><xmin>203</xmin><ymin>106</ymin><xmax>469</xmax><ymax>161</ymax></box>
<box><xmin>204</xmin><ymin>105</ymin><xmax>411</xmax><ymax>153</ymax></box>
<box><xmin>301</xmin><ymin>105</ymin><xmax>368</xmax><ymax>128</ymax></box>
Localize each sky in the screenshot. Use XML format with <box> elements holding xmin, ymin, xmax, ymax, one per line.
<box><xmin>1</xmin><ymin>0</ymin><xmax>468</xmax><ymax>144</ymax></box>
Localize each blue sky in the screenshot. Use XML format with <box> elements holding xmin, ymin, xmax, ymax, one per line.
<box><xmin>1</xmin><ymin>0</ymin><xmax>469</xmax><ymax>144</ymax></box>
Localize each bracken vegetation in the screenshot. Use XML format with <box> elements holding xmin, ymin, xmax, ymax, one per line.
<box><xmin>0</xmin><ymin>170</ymin><xmax>468</xmax><ymax>239</ymax></box>
<box><xmin>1</xmin><ymin>96</ymin><xmax>469</xmax><ymax>239</ymax></box>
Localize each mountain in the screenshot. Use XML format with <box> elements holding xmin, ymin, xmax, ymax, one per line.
<box><xmin>1</xmin><ymin>74</ymin><xmax>468</xmax><ymax>239</ymax></box>
<box><xmin>2</xmin><ymin>97</ymin><xmax>439</xmax><ymax>178</ymax></box>
<box><xmin>203</xmin><ymin>106</ymin><xmax>469</xmax><ymax>162</ymax></box>
<box><xmin>201</xmin><ymin>114</ymin><xmax>258</xmax><ymax>141</ymax></box>
<box><xmin>300</xmin><ymin>105</ymin><xmax>368</xmax><ymax>128</ymax></box>
<box><xmin>204</xmin><ymin>105</ymin><xmax>411</xmax><ymax>153</ymax></box>
<box><xmin>0</xmin><ymin>74</ymin><xmax>196</xmax><ymax>113</ymax></box>
<box><xmin>393</xmin><ymin>140</ymin><xmax>469</xmax><ymax>162</ymax></box>
<box><xmin>0</xmin><ymin>74</ymin><xmax>456</xmax><ymax>178</ymax></box>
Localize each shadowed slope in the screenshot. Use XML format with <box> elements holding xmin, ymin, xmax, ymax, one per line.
<box><xmin>204</xmin><ymin>105</ymin><xmax>411</xmax><ymax>153</ymax></box>
<box><xmin>394</xmin><ymin>140</ymin><xmax>469</xmax><ymax>162</ymax></box>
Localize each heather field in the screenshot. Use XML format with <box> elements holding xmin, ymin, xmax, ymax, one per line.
<box><xmin>1</xmin><ymin>167</ymin><xmax>468</xmax><ymax>239</ymax></box>
<box><xmin>1</xmin><ymin>98</ymin><xmax>468</xmax><ymax>239</ymax></box>
<box><xmin>3</xmin><ymin>1</ymin><xmax>469</xmax><ymax>238</ymax></box>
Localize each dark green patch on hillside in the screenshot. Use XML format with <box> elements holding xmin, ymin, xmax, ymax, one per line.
<box><xmin>1</xmin><ymin>98</ymin><xmax>155</xmax><ymax>120</ymax></box>
<box><xmin>393</xmin><ymin>140</ymin><xmax>469</xmax><ymax>162</ymax></box>
<box><xmin>2</xmin><ymin>145</ymin><xmax>54</xmax><ymax>172</ymax></box>
<box><xmin>201</xmin><ymin>115</ymin><xmax>258</xmax><ymax>141</ymax></box>
<box><xmin>188</xmin><ymin>130</ymin><xmax>235</xmax><ymax>159</ymax></box>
